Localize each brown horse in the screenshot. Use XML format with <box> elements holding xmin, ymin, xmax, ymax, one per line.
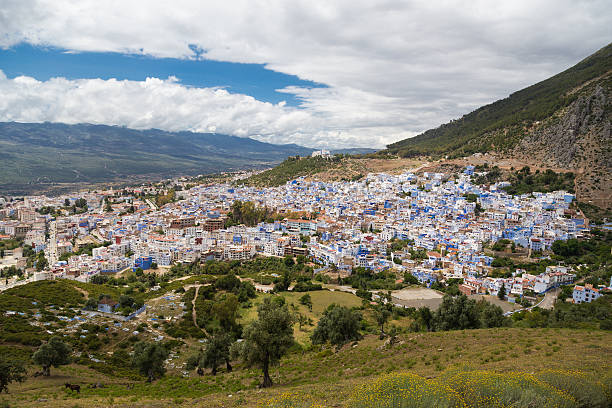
<box><xmin>64</xmin><ymin>383</ymin><xmax>80</xmax><ymax>393</ymax></box>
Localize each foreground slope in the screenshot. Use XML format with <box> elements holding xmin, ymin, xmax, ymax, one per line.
<box><xmin>2</xmin><ymin>328</ymin><xmax>610</xmax><ymax>407</ymax></box>
<box><xmin>0</xmin><ymin>122</ymin><xmax>313</xmax><ymax>193</ymax></box>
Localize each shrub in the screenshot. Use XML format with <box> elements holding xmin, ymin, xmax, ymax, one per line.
<box><xmin>350</xmin><ymin>372</ymin><xmax>464</xmax><ymax>408</ymax></box>
<box><xmin>444</xmin><ymin>370</ymin><xmax>577</xmax><ymax>408</ymax></box>
<box><xmin>536</xmin><ymin>370</ymin><xmax>609</xmax><ymax>408</ymax></box>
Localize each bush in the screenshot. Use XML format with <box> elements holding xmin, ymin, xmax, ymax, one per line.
<box><xmin>292</xmin><ymin>282</ymin><xmax>322</xmax><ymax>292</ymax></box>
<box><xmin>536</xmin><ymin>370</ymin><xmax>609</xmax><ymax>408</ymax></box>
<box><xmin>350</xmin><ymin>372</ymin><xmax>464</xmax><ymax>408</ymax></box>
<box><xmin>444</xmin><ymin>370</ymin><xmax>577</xmax><ymax>408</ymax></box>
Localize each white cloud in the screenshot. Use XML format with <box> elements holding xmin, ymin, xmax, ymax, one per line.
<box><xmin>0</xmin><ymin>71</ymin><xmax>401</xmax><ymax>148</ymax></box>
<box><xmin>0</xmin><ymin>0</ymin><xmax>610</xmax><ymax>148</ymax></box>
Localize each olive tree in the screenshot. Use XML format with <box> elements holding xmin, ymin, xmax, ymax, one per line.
<box><xmin>32</xmin><ymin>336</ymin><xmax>71</xmax><ymax>376</ymax></box>
<box><xmin>0</xmin><ymin>356</ymin><xmax>26</xmax><ymax>393</ymax></box>
<box><xmin>311</xmin><ymin>304</ymin><xmax>362</xmax><ymax>347</ymax></box>
<box><xmin>186</xmin><ymin>333</ymin><xmax>233</xmax><ymax>375</ymax></box>
<box><xmin>132</xmin><ymin>341</ymin><xmax>168</xmax><ymax>382</ymax></box>
<box><xmin>239</xmin><ymin>297</ymin><xmax>294</xmax><ymax>387</ymax></box>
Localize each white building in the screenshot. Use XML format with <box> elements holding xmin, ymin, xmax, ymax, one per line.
<box><xmin>572</xmin><ymin>284</ymin><xmax>601</xmax><ymax>304</ymax></box>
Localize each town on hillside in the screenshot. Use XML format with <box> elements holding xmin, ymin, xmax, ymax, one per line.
<box><xmin>2</xmin><ymin>166</ymin><xmax>607</xmax><ymax>306</ymax></box>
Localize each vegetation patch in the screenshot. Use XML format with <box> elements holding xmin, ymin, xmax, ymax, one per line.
<box><xmin>241</xmin><ymin>156</ymin><xmax>343</xmax><ymax>187</ymax></box>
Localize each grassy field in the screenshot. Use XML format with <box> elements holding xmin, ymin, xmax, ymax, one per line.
<box><xmin>240</xmin><ymin>290</ymin><xmax>364</xmax><ymax>344</ymax></box>
<box><xmin>2</xmin><ymin>327</ymin><xmax>610</xmax><ymax>407</ymax></box>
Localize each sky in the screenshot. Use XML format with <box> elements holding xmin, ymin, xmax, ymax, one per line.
<box><xmin>0</xmin><ymin>1</ymin><xmax>610</xmax><ymax>149</ymax></box>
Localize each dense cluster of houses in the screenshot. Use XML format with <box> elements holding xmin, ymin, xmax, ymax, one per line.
<box><xmin>0</xmin><ymin>166</ymin><xmax>602</xmax><ymax>303</ymax></box>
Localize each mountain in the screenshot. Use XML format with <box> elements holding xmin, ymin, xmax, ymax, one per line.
<box><xmin>386</xmin><ymin>43</ymin><xmax>611</xmax><ymax>209</ymax></box>
<box><xmin>0</xmin><ymin>122</ymin><xmax>314</xmax><ymax>193</ymax></box>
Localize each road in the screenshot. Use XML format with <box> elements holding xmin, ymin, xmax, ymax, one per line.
<box><xmin>504</xmin><ymin>287</ymin><xmax>560</xmax><ymax>316</ymax></box>
<box><xmin>538</xmin><ymin>287</ymin><xmax>560</xmax><ymax>310</ymax></box>
<box><xmin>145</xmin><ymin>198</ymin><xmax>158</xmax><ymax>211</ymax></box>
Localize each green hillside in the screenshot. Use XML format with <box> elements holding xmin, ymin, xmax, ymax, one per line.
<box><xmin>240</xmin><ymin>155</ymin><xmax>344</xmax><ymax>187</ymax></box>
<box><xmin>386</xmin><ymin>43</ymin><xmax>612</xmax><ymax>158</ymax></box>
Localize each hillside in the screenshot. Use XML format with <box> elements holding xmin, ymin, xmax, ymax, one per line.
<box><xmin>0</xmin><ymin>122</ymin><xmax>314</xmax><ymax>194</ymax></box>
<box><xmin>3</xmin><ymin>328</ymin><xmax>611</xmax><ymax>407</ymax></box>
<box><xmin>240</xmin><ymin>155</ymin><xmax>425</xmax><ymax>187</ymax></box>
<box><xmin>385</xmin><ymin>43</ymin><xmax>611</xmax><ymax>209</ymax></box>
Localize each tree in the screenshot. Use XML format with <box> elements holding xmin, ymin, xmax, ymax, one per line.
<box><xmin>477</xmin><ymin>300</ymin><xmax>507</xmax><ymax>328</ymax></box>
<box><xmin>213</xmin><ymin>293</ymin><xmax>240</xmax><ymax>334</ymax></box>
<box><xmin>558</xmin><ymin>285</ymin><xmax>573</xmax><ymax>302</ymax></box>
<box><xmin>498</xmin><ymin>284</ymin><xmax>506</xmax><ymax>300</ymax></box>
<box><xmin>35</xmin><ymin>251</ymin><xmax>48</xmax><ymax>271</ymax></box>
<box><xmin>205</xmin><ymin>333</ymin><xmax>233</xmax><ymax>374</ymax></box>
<box><xmin>410</xmin><ymin>307</ymin><xmax>433</xmax><ymax>332</ymax></box>
<box><xmin>239</xmin><ymin>297</ymin><xmax>294</xmax><ymax>387</ymax></box>
<box><xmin>373</xmin><ymin>303</ymin><xmax>391</xmax><ymax>338</ymax></box>
<box><xmin>284</xmin><ymin>256</ymin><xmax>295</xmax><ymax>267</ymax></box>
<box><xmin>403</xmin><ymin>272</ymin><xmax>419</xmax><ymax>285</ymax></box>
<box><xmin>274</xmin><ymin>270</ymin><xmax>292</xmax><ymax>292</ymax></box>
<box><xmin>132</xmin><ymin>341</ymin><xmax>168</xmax><ymax>382</ymax></box>
<box><xmin>119</xmin><ymin>295</ymin><xmax>135</xmax><ymax>309</ymax></box>
<box><xmin>0</xmin><ymin>356</ymin><xmax>26</xmax><ymax>393</ymax></box>
<box><xmin>64</xmin><ymin>198</ymin><xmax>70</xmax><ymax>207</ymax></box>
<box><xmin>311</xmin><ymin>304</ymin><xmax>362</xmax><ymax>347</ymax></box>
<box><xmin>372</xmin><ymin>292</ymin><xmax>392</xmax><ymax>337</ymax></box>
<box><xmin>215</xmin><ymin>273</ymin><xmax>241</xmax><ymax>291</ymax></box>
<box><xmin>431</xmin><ymin>295</ymin><xmax>480</xmax><ymax>331</ymax></box>
<box><xmin>84</xmin><ymin>298</ymin><xmax>98</xmax><ymax>310</ymax></box>
<box><xmin>187</xmin><ymin>333</ymin><xmax>233</xmax><ymax>375</ymax></box>
<box><xmin>299</xmin><ymin>293</ymin><xmax>313</xmax><ymax>311</ymax></box>
<box><xmin>32</xmin><ymin>336</ymin><xmax>71</xmax><ymax>376</ymax></box>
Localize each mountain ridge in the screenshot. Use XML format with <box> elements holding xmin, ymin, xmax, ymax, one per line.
<box><xmin>0</xmin><ymin>121</ymin><xmax>315</xmax><ymax>194</ymax></box>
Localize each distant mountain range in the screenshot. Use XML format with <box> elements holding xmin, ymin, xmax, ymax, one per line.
<box><xmin>0</xmin><ymin>122</ymin><xmax>317</xmax><ymax>193</ymax></box>
<box><xmin>386</xmin><ymin>43</ymin><xmax>611</xmax><ymax>209</ymax></box>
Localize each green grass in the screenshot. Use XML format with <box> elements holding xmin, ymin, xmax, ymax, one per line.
<box><xmin>240</xmin><ymin>156</ymin><xmax>342</xmax><ymax>187</ymax></box>
<box><xmin>3</xmin><ymin>280</ymin><xmax>85</xmax><ymax>308</ymax></box>
<box><xmin>3</xmin><ymin>327</ymin><xmax>610</xmax><ymax>407</ymax></box>
<box><xmin>240</xmin><ymin>290</ymin><xmax>363</xmax><ymax>344</ymax></box>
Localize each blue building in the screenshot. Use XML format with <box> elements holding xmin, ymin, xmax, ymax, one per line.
<box><xmin>134</xmin><ymin>256</ymin><xmax>153</xmax><ymax>271</ymax></box>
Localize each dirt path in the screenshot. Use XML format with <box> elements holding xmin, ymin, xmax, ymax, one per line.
<box><xmin>191</xmin><ymin>285</ymin><xmax>209</xmax><ymax>337</ymax></box>
<box><xmin>73</xmin><ymin>286</ymin><xmax>89</xmax><ymax>298</ymax></box>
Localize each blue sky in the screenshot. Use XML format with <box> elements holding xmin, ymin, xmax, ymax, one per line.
<box><xmin>0</xmin><ymin>44</ymin><xmax>321</xmax><ymax>106</ymax></box>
